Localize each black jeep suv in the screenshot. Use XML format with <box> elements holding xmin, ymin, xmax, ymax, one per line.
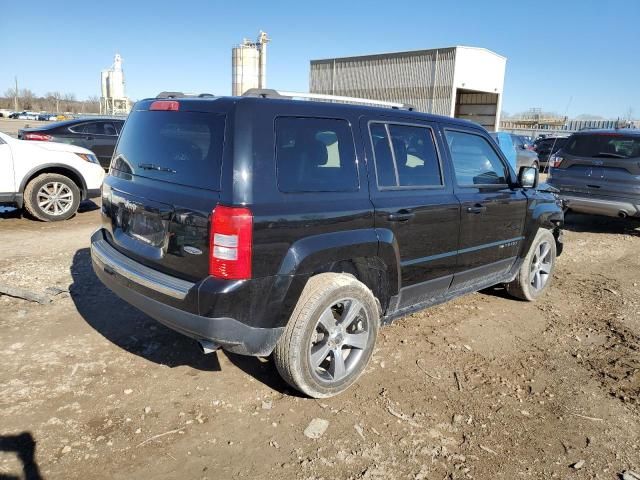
<box><xmin>91</xmin><ymin>91</ymin><xmax>564</xmax><ymax>398</ymax></box>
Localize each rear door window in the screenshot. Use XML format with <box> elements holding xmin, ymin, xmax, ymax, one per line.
<box><xmin>275</xmin><ymin>117</ymin><xmax>358</xmax><ymax>192</ymax></box>
<box><xmin>564</xmin><ymin>134</ymin><xmax>640</xmax><ymax>159</ymax></box>
<box><xmin>369</xmin><ymin>122</ymin><xmax>442</xmax><ymax>188</ymax></box>
<box><xmin>112</xmin><ymin>110</ymin><xmax>226</xmax><ymax>191</ymax></box>
<box><xmin>445</xmin><ymin>130</ymin><xmax>508</xmax><ymax>186</ymax></box>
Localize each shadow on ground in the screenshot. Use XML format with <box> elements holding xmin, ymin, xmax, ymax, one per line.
<box><xmin>70</xmin><ymin>248</ymin><xmax>221</xmax><ymax>372</ymax></box>
<box><xmin>77</xmin><ymin>200</ymin><xmax>100</xmax><ymax>214</ymax></box>
<box><xmin>70</xmin><ymin>247</ymin><xmax>295</xmax><ymax>392</ymax></box>
<box><xmin>563</xmin><ymin>211</ymin><xmax>640</xmax><ymax>236</ymax></box>
<box><xmin>0</xmin><ymin>432</ymin><xmax>42</xmax><ymax>480</ymax></box>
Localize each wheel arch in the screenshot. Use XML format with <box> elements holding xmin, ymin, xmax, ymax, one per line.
<box><xmin>276</xmin><ymin>229</ymin><xmax>401</xmax><ymax>321</ymax></box>
<box><xmin>19</xmin><ymin>164</ymin><xmax>88</xmax><ymax>200</ymax></box>
<box><xmin>520</xmin><ymin>196</ymin><xmax>564</xmax><ymax>259</ymax></box>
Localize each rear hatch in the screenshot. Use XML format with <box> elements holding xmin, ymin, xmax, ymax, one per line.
<box><xmin>101</xmin><ymin>98</ymin><xmax>228</xmax><ymax>282</ymax></box>
<box><xmin>535</xmin><ymin>137</ymin><xmax>567</xmax><ymax>161</ymax></box>
<box><xmin>550</xmin><ymin>132</ymin><xmax>640</xmax><ymax>198</ymax></box>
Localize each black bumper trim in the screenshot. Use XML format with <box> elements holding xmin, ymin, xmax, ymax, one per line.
<box><xmin>92</xmin><ymin>251</ymin><xmax>284</xmax><ymax>356</ymax></box>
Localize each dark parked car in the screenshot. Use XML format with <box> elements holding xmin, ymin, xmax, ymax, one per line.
<box><xmin>548</xmin><ymin>129</ymin><xmax>640</xmax><ymax>218</ymax></box>
<box><xmin>18</xmin><ymin>117</ymin><xmax>125</xmax><ymax>168</ymax></box>
<box><xmin>533</xmin><ymin>136</ymin><xmax>569</xmax><ymax>170</ymax></box>
<box><xmin>91</xmin><ymin>90</ymin><xmax>564</xmax><ymax>398</ymax></box>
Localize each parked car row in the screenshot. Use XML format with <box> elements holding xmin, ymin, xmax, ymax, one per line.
<box><xmin>18</xmin><ymin>117</ymin><xmax>125</xmax><ymax>169</ymax></box>
<box><xmin>491</xmin><ymin>132</ymin><xmax>540</xmax><ymax>171</ymax></box>
<box><xmin>3</xmin><ymin>90</ymin><xmax>637</xmax><ymax>399</ymax></box>
<box><xmin>4</xmin><ymin>111</ymin><xmax>71</xmax><ymax>121</ymax></box>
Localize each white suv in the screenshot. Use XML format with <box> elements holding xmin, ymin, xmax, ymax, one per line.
<box><xmin>0</xmin><ymin>132</ymin><xmax>105</xmax><ymax>221</ymax></box>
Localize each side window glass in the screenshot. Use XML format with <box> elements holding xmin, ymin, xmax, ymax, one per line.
<box><xmin>388</xmin><ymin>124</ymin><xmax>442</xmax><ymax>186</ymax></box>
<box><xmin>84</xmin><ymin>122</ymin><xmax>105</xmax><ymax>135</ymax></box>
<box><xmin>275</xmin><ymin>117</ymin><xmax>358</xmax><ymax>192</ymax></box>
<box><xmin>370</xmin><ymin>123</ymin><xmax>396</xmax><ymax>187</ymax></box>
<box><xmin>370</xmin><ymin>122</ymin><xmax>442</xmax><ymax>188</ymax></box>
<box><xmin>445</xmin><ymin>130</ymin><xmax>508</xmax><ymax>186</ymax></box>
<box><xmin>104</xmin><ymin>122</ymin><xmax>117</xmax><ymax>136</ymax></box>
<box><xmin>70</xmin><ymin>123</ymin><xmax>86</xmax><ymax>134</ymax></box>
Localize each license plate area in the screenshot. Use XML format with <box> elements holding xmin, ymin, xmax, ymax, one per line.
<box><xmin>125</xmin><ymin>210</ymin><xmax>166</xmax><ymax>247</ymax></box>
<box><xmin>111</xmin><ymin>190</ymin><xmax>174</xmax><ymax>257</ymax></box>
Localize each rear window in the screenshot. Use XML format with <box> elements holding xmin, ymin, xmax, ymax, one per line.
<box><xmin>564</xmin><ymin>134</ymin><xmax>640</xmax><ymax>159</ymax></box>
<box><xmin>112</xmin><ymin>111</ymin><xmax>225</xmax><ymax>190</ymax></box>
<box><xmin>275</xmin><ymin>117</ymin><xmax>358</xmax><ymax>192</ymax></box>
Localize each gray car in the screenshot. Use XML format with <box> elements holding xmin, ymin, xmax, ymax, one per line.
<box><xmin>491</xmin><ymin>133</ymin><xmax>539</xmax><ymax>171</ymax></box>
<box><xmin>510</xmin><ymin>134</ymin><xmax>540</xmax><ymax>170</ymax></box>
<box><xmin>547</xmin><ymin>129</ymin><xmax>640</xmax><ymax>218</ymax></box>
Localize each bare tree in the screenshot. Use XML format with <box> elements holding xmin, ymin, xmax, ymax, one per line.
<box><xmin>45</xmin><ymin>91</ymin><xmax>62</xmax><ymax>112</ymax></box>
<box><xmin>19</xmin><ymin>89</ymin><xmax>36</xmax><ymax>110</ymax></box>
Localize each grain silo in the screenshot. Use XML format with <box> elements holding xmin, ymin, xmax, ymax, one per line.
<box><xmin>310</xmin><ymin>46</ymin><xmax>506</xmax><ymax>131</ymax></box>
<box><xmin>100</xmin><ymin>53</ymin><xmax>131</xmax><ymax>115</ymax></box>
<box><xmin>232</xmin><ymin>31</ymin><xmax>270</xmax><ymax>96</ymax></box>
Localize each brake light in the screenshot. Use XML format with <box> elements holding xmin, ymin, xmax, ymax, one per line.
<box><xmin>149</xmin><ymin>100</ymin><xmax>179</xmax><ymax>111</ymax></box>
<box><xmin>23</xmin><ymin>133</ymin><xmax>52</xmax><ymax>141</ymax></box>
<box><xmin>549</xmin><ymin>154</ymin><xmax>564</xmax><ymax>168</ymax></box>
<box><xmin>209</xmin><ymin>205</ymin><xmax>253</xmax><ymax>280</ymax></box>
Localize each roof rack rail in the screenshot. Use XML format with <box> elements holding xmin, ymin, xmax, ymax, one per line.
<box><xmin>242</xmin><ymin>88</ymin><xmax>415</xmax><ymax>111</ymax></box>
<box><xmin>155</xmin><ymin>92</ymin><xmax>215</xmax><ymax>99</ymax></box>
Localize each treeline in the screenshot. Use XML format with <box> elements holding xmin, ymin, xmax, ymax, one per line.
<box><xmin>1</xmin><ymin>88</ymin><xmax>101</xmax><ymax>114</ymax></box>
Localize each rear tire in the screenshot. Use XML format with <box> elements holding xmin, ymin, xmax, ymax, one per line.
<box><xmin>506</xmin><ymin>229</ymin><xmax>556</xmax><ymax>301</ymax></box>
<box><xmin>23</xmin><ymin>173</ymin><xmax>81</xmax><ymax>222</ymax></box>
<box><xmin>273</xmin><ymin>273</ymin><xmax>379</xmax><ymax>398</ymax></box>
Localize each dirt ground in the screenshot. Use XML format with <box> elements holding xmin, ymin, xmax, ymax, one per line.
<box><xmin>0</xmin><ymin>203</ymin><xmax>639</xmax><ymax>480</ymax></box>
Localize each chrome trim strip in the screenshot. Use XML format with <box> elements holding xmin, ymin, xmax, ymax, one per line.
<box><xmin>91</xmin><ymin>239</ymin><xmax>194</xmax><ymax>300</ymax></box>
<box><xmin>401</xmin><ymin>236</ymin><xmax>524</xmax><ymax>267</ymax></box>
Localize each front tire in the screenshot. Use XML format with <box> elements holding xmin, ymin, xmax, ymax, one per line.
<box><xmin>273</xmin><ymin>273</ymin><xmax>379</xmax><ymax>398</ymax></box>
<box><xmin>506</xmin><ymin>229</ymin><xmax>556</xmax><ymax>301</ymax></box>
<box><xmin>23</xmin><ymin>173</ymin><xmax>81</xmax><ymax>222</ymax></box>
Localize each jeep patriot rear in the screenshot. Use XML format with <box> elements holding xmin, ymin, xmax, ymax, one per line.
<box><xmin>91</xmin><ymin>91</ymin><xmax>564</xmax><ymax>397</ymax></box>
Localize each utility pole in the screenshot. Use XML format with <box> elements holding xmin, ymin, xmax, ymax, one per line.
<box><xmin>14</xmin><ymin>76</ymin><xmax>18</xmax><ymax>111</ymax></box>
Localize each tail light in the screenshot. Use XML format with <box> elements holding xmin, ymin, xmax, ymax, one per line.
<box><xmin>23</xmin><ymin>133</ymin><xmax>52</xmax><ymax>141</ymax></box>
<box><xmin>209</xmin><ymin>205</ymin><xmax>253</xmax><ymax>280</ymax></box>
<box><xmin>549</xmin><ymin>154</ymin><xmax>564</xmax><ymax>168</ymax></box>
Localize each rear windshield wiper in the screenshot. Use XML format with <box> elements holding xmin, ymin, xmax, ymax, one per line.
<box><xmin>138</xmin><ymin>163</ymin><xmax>177</xmax><ymax>173</ymax></box>
<box><xmin>592</xmin><ymin>152</ymin><xmax>627</xmax><ymax>159</ymax></box>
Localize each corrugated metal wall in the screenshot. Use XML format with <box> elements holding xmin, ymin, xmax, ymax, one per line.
<box><xmin>309</xmin><ymin>48</ymin><xmax>456</xmax><ymax>115</ymax></box>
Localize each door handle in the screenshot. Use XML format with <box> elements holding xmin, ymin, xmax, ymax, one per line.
<box><xmin>85</xmin><ymin>135</ymin><xmax>94</xmax><ymax>140</ymax></box>
<box><xmin>466</xmin><ymin>205</ymin><xmax>487</xmax><ymax>214</ymax></box>
<box><xmin>388</xmin><ymin>209</ymin><xmax>415</xmax><ymax>222</ymax></box>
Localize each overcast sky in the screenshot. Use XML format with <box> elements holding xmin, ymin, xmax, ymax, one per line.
<box><xmin>2</xmin><ymin>0</ymin><xmax>639</xmax><ymax>118</ymax></box>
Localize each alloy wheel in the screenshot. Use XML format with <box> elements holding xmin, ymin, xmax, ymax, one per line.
<box><xmin>530</xmin><ymin>240</ymin><xmax>552</xmax><ymax>292</ymax></box>
<box><xmin>308</xmin><ymin>298</ymin><xmax>370</xmax><ymax>383</ymax></box>
<box><xmin>37</xmin><ymin>182</ymin><xmax>74</xmax><ymax>216</ymax></box>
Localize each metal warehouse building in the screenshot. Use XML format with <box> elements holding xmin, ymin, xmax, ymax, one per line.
<box><xmin>310</xmin><ymin>46</ymin><xmax>506</xmax><ymax>131</ymax></box>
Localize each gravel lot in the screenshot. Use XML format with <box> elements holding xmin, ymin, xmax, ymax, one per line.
<box><xmin>0</xmin><ymin>205</ymin><xmax>639</xmax><ymax>479</ymax></box>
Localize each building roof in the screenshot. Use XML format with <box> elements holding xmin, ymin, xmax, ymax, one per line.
<box><xmin>311</xmin><ymin>45</ymin><xmax>506</xmax><ymax>64</ymax></box>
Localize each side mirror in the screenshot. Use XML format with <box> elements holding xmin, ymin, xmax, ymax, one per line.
<box><xmin>518</xmin><ymin>166</ymin><xmax>538</xmax><ymax>189</ymax></box>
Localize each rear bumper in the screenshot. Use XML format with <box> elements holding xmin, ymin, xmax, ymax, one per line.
<box><xmin>90</xmin><ymin>230</ymin><xmax>284</xmax><ymax>356</ymax></box>
<box><xmin>561</xmin><ymin>194</ymin><xmax>640</xmax><ymax>218</ymax></box>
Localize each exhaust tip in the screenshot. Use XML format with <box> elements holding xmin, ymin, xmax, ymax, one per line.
<box><xmin>197</xmin><ymin>339</ymin><xmax>220</xmax><ymax>354</ymax></box>
<box><xmin>618</xmin><ymin>211</ymin><xmax>628</xmax><ymax>219</ymax></box>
